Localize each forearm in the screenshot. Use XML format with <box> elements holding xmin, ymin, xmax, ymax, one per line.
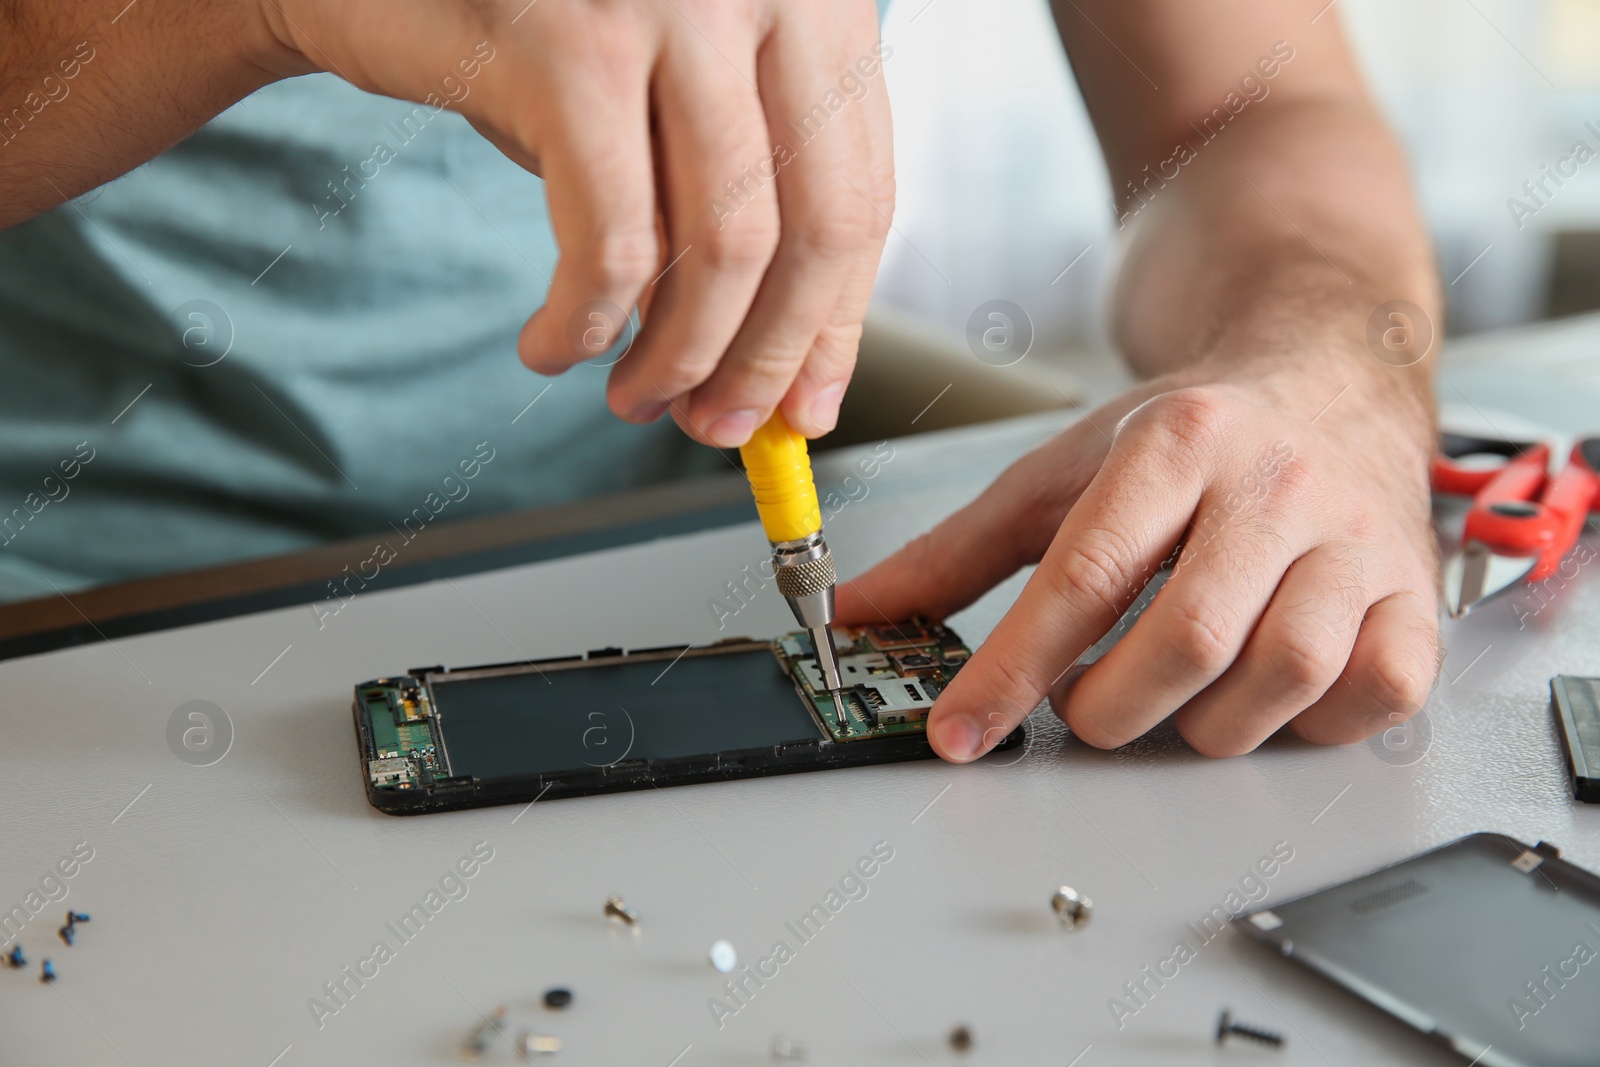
<box><xmin>1110</xmin><ymin>95</ymin><xmax>1441</xmax><ymax>435</ymax></box>
<box><xmin>0</xmin><ymin>0</ymin><xmax>296</xmax><ymax>228</ymax></box>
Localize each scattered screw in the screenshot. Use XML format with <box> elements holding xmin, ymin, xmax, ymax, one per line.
<box><xmin>7</xmin><ymin>945</ymin><xmax>24</xmax><ymax>968</ymax></box>
<box><xmin>708</xmin><ymin>939</ymin><xmax>738</xmax><ymax>973</ymax></box>
<box><xmin>1051</xmin><ymin>885</ymin><xmax>1092</xmax><ymax>930</ymax></box>
<box><xmin>604</xmin><ymin>895</ymin><xmax>638</xmax><ymax>927</ymax></box>
<box><xmin>517</xmin><ymin>1031</ymin><xmax>561</xmax><ymax>1058</ymax></box>
<box><xmin>543</xmin><ymin>987</ymin><xmax>573</xmax><ymax>1009</ymax></box>
<box><xmin>59</xmin><ymin>910</ymin><xmax>90</xmax><ymax>946</ymax></box>
<box><xmin>460</xmin><ymin>1004</ymin><xmax>507</xmax><ymax>1060</ymax></box>
<box><xmin>40</xmin><ymin>959</ymin><xmax>55</xmax><ymax>983</ymax></box>
<box><xmin>1216</xmin><ymin>1009</ymin><xmax>1284</xmax><ymax>1049</ymax></box>
<box><xmin>771</xmin><ymin>1034</ymin><xmax>808</xmax><ymax>1060</ymax></box>
<box><xmin>949</xmin><ymin>1025</ymin><xmax>973</xmax><ymax>1052</ymax></box>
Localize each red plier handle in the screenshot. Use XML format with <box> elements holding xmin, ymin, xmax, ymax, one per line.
<box><xmin>1430</xmin><ymin>433</ymin><xmax>1548</xmax><ymax>496</ymax></box>
<box><xmin>1459</xmin><ymin>439</ymin><xmax>1600</xmax><ymax>582</ymax></box>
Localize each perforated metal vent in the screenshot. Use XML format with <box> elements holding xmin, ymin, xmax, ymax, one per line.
<box><xmin>1349</xmin><ymin>879</ymin><xmax>1431</xmax><ymax>915</ymax></box>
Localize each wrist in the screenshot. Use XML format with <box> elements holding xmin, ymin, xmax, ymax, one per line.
<box><xmin>246</xmin><ymin>0</ymin><xmax>323</xmax><ymax>78</ymax></box>
<box><xmin>1184</xmin><ymin>290</ymin><xmax>1436</xmax><ymax>436</ymax></box>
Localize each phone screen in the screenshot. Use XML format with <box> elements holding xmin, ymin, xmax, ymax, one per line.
<box><xmin>433</xmin><ymin>648</ymin><xmax>823</xmax><ymax>782</ymax></box>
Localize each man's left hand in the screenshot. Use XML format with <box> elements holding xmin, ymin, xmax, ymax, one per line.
<box><xmin>835</xmin><ymin>351</ymin><xmax>1441</xmax><ymax>761</ymax></box>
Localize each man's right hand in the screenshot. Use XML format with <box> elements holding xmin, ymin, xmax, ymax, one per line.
<box><xmin>260</xmin><ymin>0</ymin><xmax>894</xmax><ymax>446</ymax></box>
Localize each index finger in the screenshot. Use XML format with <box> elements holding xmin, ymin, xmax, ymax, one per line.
<box><xmin>925</xmin><ymin>401</ymin><xmax>1210</xmax><ymax>762</ymax></box>
<box><xmin>517</xmin><ymin>63</ymin><xmax>660</xmax><ymax>376</ymax></box>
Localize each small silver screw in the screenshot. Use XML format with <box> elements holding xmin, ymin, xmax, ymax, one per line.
<box><xmin>1051</xmin><ymin>886</ymin><xmax>1092</xmax><ymax>930</ymax></box>
<box><xmin>604</xmin><ymin>895</ymin><xmax>638</xmax><ymax>927</ymax></box>
<box><xmin>460</xmin><ymin>1005</ymin><xmax>506</xmax><ymax>1060</ymax></box>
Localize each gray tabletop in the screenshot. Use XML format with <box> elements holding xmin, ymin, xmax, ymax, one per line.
<box><xmin>4</xmin><ymin>315</ymin><xmax>1600</xmax><ymax>1066</ymax></box>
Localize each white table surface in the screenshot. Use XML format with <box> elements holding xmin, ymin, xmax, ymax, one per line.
<box><xmin>5</xmin><ymin>314</ymin><xmax>1600</xmax><ymax>1067</ymax></box>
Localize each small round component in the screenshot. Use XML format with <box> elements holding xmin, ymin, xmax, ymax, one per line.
<box><xmin>1051</xmin><ymin>885</ymin><xmax>1092</xmax><ymax>930</ymax></box>
<box><xmin>708</xmin><ymin>939</ymin><xmax>738</xmax><ymax>973</ymax></box>
<box><xmin>948</xmin><ymin>1025</ymin><xmax>973</xmax><ymax>1052</ymax></box>
<box><xmin>771</xmin><ymin>1034</ymin><xmax>808</xmax><ymax>1061</ymax></box>
<box><xmin>543</xmin><ymin>987</ymin><xmax>573</xmax><ymax>1009</ymax></box>
<box><xmin>518</xmin><ymin>1031</ymin><xmax>562</xmax><ymax>1057</ymax></box>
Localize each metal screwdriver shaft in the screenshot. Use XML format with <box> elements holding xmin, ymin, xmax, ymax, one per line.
<box><xmin>772</xmin><ymin>530</ymin><xmax>846</xmax><ymax>726</ymax></box>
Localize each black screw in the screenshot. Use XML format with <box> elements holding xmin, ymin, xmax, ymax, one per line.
<box><xmin>59</xmin><ymin>910</ymin><xmax>90</xmax><ymax>946</ymax></box>
<box><xmin>543</xmin><ymin>987</ymin><xmax>573</xmax><ymax>1009</ymax></box>
<box><xmin>1216</xmin><ymin>1009</ymin><xmax>1284</xmax><ymax>1048</ymax></box>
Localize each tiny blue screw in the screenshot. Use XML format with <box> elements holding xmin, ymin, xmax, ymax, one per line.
<box><xmin>6</xmin><ymin>945</ymin><xmax>24</xmax><ymax>968</ymax></box>
<box><xmin>40</xmin><ymin>960</ymin><xmax>55</xmax><ymax>983</ymax></box>
<box><xmin>67</xmin><ymin>912</ymin><xmax>89</xmax><ymax>924</ymax></box>
<box><xmin>58</xmin><ymin>925</ymin><xmax>74</xmax><ymax>946</ymax></box>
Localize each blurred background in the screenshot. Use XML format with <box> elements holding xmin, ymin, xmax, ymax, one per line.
<box><xmin>871</xmin><ymin>0</ymin><xmax>1600</xmax><ymax>350</ymax></box>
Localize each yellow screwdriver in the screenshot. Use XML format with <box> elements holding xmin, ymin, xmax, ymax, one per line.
<box><xmin>739</xmin><ymin>411</ymin><xmax>848</xmax><ymax>727</ymax></box>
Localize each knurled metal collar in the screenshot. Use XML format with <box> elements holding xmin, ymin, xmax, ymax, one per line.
<box><xmin>775</xmin><ymin>551</ymin><xmax>836</xmax><ymax>598</ymax></box>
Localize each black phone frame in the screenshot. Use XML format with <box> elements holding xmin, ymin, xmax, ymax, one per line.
<box><xmin>353</xmin><ymin>638</ymin><xmax>1025</xmax><ymax>815</ymax></box>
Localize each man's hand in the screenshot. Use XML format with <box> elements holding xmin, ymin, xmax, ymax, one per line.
<box><xmin>259</xmin><ymin>0</ymin><xmax>893</xmax><ymax>446</ymax></box>
<box><xmin>0</xmin><ymin>0</ymin><xmax>891</xmax><ymax>447</ymax></box>
<box><xmin>837</xmin><ymin>353</ymin><xmax>1441</xmax><ymax>761</ymax></box>
<box><xmin>832</xmin><ymin>0</ymin><xmax>1444</xmax><ymax>762</ymax></box>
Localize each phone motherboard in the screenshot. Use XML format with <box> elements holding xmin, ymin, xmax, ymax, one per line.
<box><xmin>776</xmin><ymin>621</ymin><xmax>971</xmax><ymax>742</ymax></box>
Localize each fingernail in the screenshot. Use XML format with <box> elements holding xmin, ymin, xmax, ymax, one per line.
<box><xmin>628</xmin><ymin>400</ymin><xmax>669</xmax><ymax>422</ymax></box>
<box><xmin>933</xmin><ymin>714</ymin><xmax>985</xmax><ymax>762</ymax></box>
<box><xmin>707</xmin><ymin>408</ymin><xmax>762</xmax><ymax>447</ymax></box>
<box><xmin>524</xmin><ymin>360</ymin><xmax>566</xmax><ymax>377</ymax></box>
<box><xmin>808</xmin><ymin>382</ymin><xmax>846</xmax><ymax>434</ymax></box>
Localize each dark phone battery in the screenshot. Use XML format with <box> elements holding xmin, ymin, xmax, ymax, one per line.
<box><xmin>1551</xmin><ymin>675</ymin><xmax>1600</xmax><ymax>802</ymax></box>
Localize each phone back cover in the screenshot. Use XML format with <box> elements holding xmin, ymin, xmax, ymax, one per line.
<box><xmin>1236</xmin><ymin>832</ymin><xmax>1600</xmax><ymax>1067</ymax></box>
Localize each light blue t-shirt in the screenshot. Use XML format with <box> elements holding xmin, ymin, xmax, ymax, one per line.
<box><xmin>0</xmin><ymin>77</ymin><xmax>724</xmax><ymax>601</ymax></box>
<box><xmin>0</xmin><ymin>11</ymin><xmax>893</xmax><ymax>603</ymax></box>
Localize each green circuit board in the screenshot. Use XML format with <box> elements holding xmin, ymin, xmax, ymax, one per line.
<box><xmin>775</xmin><ymin>620</ymin><xmax>971</xmax><ymax>742</ymax></box>
<box><xmin>357</xmin><ymin>679</ymin><xmax>443</xmax><ymax>790</ymax></box>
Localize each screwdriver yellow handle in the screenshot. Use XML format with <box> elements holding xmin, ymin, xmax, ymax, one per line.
<box><xmin>739</xmin><ymin>410</ymin><xmax>822</xmax><ymax>543</ymax></box>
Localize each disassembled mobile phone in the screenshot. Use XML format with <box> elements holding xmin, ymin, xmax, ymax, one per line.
<box><xmin>352</xmin><ymin>621</ymin><xmax>1022</xmax><ymax>815</ymax></box>
<box><xmin>1236</xmin><ymin>832</ymin><xmax>1600</xmax><ymax>1067</ymax></box>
